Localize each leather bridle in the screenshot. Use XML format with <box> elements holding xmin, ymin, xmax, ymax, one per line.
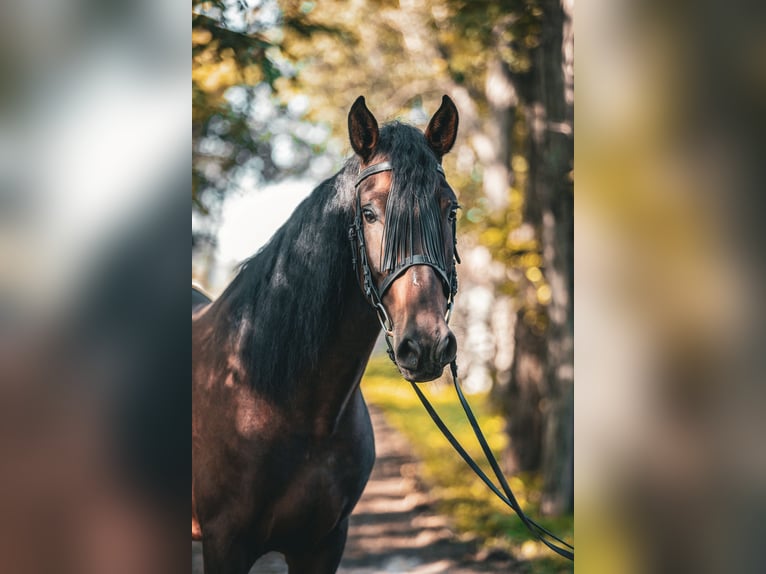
<box><xmin>348</xmin><ymin>160</ymin><xmax>459</xmax><ymax>360</ymax></box>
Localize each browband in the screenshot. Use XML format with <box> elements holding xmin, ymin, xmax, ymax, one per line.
<box><xmin>355</xmin><ymin>161</ymin><xmax>444</xmax><ymax>188</ymax></box>
<box><xmin>355</xmin><ymin>161</ymin><xmax>393</xmax><ymax>187</ymax></box>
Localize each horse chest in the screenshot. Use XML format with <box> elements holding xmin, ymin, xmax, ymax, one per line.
<box><xmin>193</xmin><ymin>375</ymin><xmax>376</xmax><ymax>552</ymax></box>
<box><xmin>272</xmin><ymin>454</ymin><xmax>346</xmax><ymax>522</ymax></box>
<box><xmin>262</xmin><ymin>433</ymin><xmax>373</xmax><ymax>548</ymax></box>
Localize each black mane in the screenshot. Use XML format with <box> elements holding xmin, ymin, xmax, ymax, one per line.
<box><xmin>208</xmin><ymin>121</ymin><xmax>441</xmax><ymax>402</ymax></box>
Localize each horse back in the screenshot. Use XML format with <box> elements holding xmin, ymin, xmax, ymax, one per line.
<box><xmin>192</xmin><ymin>285</ymin><xmax>212</xmax><ymax>313</ymax></box>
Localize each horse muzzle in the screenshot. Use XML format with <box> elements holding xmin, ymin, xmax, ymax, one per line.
<box><xmin>393</xmin><ymin>327</ymin><xmax>457</xmax><ymax>383</ymax></box>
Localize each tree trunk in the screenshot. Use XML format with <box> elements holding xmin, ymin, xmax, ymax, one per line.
<box><xmin>501</xmin><ymin>0</ymin><xmax>574</xmax><ymax>515</ymax></box>
<box><xmin>532</xmin><ymin>0</ymin><xmax>574</xmax><ymax>516</ymax></box>
<box><xmin>501</xmin><ymin>308</ymin><xmax>546</xmax><ymax>474</ymax></box>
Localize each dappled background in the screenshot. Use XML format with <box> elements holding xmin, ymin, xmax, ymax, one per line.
<box><xmin>1</xmin><ymin>0</ymin><xmax>764</xmax><ymax>572</ymax></box>
<box><xmin>192</xmin><ymin>0</ymin><xmax>573</xmax><ymax>570</ymax></box>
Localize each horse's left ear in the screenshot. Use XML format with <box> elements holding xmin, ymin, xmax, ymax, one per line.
<box><xmin>425</xmin><ymin>95</ymin><xmax>459</xmax><ymax>158</ymax></box>
<box><xmin>348</xmin><ymin>96</ymin><xmax>379</xmax><ymax>163</ymax></box>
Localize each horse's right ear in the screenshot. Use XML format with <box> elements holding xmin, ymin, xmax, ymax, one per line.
<box><xmin>425</xmin><ymin>95</ymin><xmax>459</xmax><ymax>158</ymax></box>
<box><xmin>348</xmin><ymin>96</ymin><xmax>379</xmax><ymax>163</ymax></box>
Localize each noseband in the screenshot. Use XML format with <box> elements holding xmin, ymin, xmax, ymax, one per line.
<box><xmin>348</xmin><ymin>161</ymin><xmax>459</xmax><ymax>361</ymax></box>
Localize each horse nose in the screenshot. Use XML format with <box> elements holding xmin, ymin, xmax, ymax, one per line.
<box><xmin>435</xmin><ymin>330</ymin><xmax>457</xmax><ymax>366</ymax></box>
<box><xmin>396</xmin><ymin>328</ymin><xmax>456</xmax><ymax>372</ymax></box>
<box><xmin>395</xmin><ymin>337</ymin><xmax>422</xmax><ymax>371</ymax></box>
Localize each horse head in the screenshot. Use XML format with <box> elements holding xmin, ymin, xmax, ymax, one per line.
<box><xmin>348</xmin><ymin>95</ymin><xmax>460</xmax><ymax>382</ymax></box>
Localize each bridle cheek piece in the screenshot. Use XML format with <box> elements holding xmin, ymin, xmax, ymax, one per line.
<box><xmin>348</xmin><ymin>161</ymin><xmax>459</xmax><ymax>362</ymax></box>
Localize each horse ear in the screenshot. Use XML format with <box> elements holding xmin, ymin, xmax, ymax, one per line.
<box><xmin>425</xmin><ymin>95</ymin><xmax>459</xmax><ymax>158</ymax></box>
<box><xmin>348</xmin><ymin>96</ymin><xmax>379</xmax><ymax>162</ymax></box>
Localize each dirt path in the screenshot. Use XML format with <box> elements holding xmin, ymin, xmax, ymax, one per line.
<box><xmin>192</xmin><ymin>406</ymin><xmax>519</xmax><ymax>573</ymax></box>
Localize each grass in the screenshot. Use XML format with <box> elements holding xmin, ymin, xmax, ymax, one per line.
<box><xmin>360</xmin><ymin>355</ymin><xmax>574</xmax><ymax>574</ymax></box>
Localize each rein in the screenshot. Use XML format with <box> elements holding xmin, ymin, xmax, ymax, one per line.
<box><xmin>349</xmin><ymin>161</ymin><xmax>574</xmax><ymax>562</ymax></box>
<box><xmin>410</xmin><ymin>364</ymin><xmax>574</xmax><ymax>561</ymax></box>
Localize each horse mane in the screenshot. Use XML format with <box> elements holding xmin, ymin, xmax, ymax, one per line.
<box><xmin>206</xmin><ymin>163</ymin><xmax>356</xmax><ymax>403</ymax></box>
<box><xmin>208</xmin><ymin>121</ymin><xmax>440</xmax><ymax>403</ymax></box>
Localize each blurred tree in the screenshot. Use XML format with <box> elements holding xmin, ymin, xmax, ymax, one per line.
<box><xmin>486</xmin><ymin>0</ymin><xmax>574</xmax><ymax>514</ymax></box>
<box><xmin>429</xmin><ymin>0</ymin><xmax>574</xmax><ymax>515</ymax></box>
<box><xmin>192</xmin><ymin>0</ymin><xmax>344</xmax><ymax>217</ymax></box>
<box><xmin>527</xmin><ymin>0</ymin><xmax>574</xmax><ymax>515</ymax></box>
<box><xmin>418</xmin><ymin>0</ymin><xmax>572</xmax><ymax>516</ymax></box>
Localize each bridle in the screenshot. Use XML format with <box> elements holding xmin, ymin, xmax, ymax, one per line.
<box><xmin>348</xmin><ymin>160</ymin><xmax>574</xmax><ymax>562</ymax></box>
<box><xmin>348</xmin><ymin>160</ymin><xmax>459</xmax><ymax>361</ymax></box>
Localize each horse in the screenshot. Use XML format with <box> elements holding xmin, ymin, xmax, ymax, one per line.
<box><xmin>192</xmin><ymin>94</ymin><xmax>461</xmax><ymax>574</ymax></box>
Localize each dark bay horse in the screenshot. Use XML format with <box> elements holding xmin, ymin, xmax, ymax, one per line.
<box><xmin>192</xmin><ymin>95</ymin><xmax>460</xmax><ymax>573</ymax></box>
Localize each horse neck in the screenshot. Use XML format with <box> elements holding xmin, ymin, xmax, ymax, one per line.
<box><xmin>208</xmin><ymin>172</ymin><xmax>381</xmax><ymax>431</ymax></box>
<box><xmin>297</xmin><ymin>294</ymin><xmax>381</xmax><ymax>436</ymax></box>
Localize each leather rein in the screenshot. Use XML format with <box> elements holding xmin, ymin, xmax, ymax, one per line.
<box><xmin>348</xmin><ymin>161</ymin><xmax>574</xmax><ymax>562</ymax></box>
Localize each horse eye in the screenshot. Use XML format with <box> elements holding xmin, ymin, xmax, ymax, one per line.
<box><xmin>448</xmin><ymin>206</ymin><xmax>459</xmax><ymax>221</ymax></box>
<box><xmin>362</xmin><ymin>208</ymin><xmax>377</xmax><ymax>223</ymax></box>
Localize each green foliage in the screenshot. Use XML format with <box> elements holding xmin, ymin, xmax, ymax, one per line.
<box><xmin>362</xmin><ymin>356</ymin><xmax>573</xmax><ymax>572</ymax></box>
<box><xmin>192</xmin><ymin>0</ymin><xmax>346</xmax><ymax>216</ymax></box>
<box><xmin>439</xmin><ymin>0</ymin><xmax>544</xmax><ymax>81</ymax></box>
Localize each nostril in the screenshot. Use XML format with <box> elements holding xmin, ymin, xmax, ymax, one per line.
<box><xmin>436</xmin><ymin>331</ymin><xmax>457</xmax><ymax>365</ymax></box>
<box><xmin>396</xmin><ymin>337</ymin><xmax>421</xmax><ymax>370</ymax></box>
